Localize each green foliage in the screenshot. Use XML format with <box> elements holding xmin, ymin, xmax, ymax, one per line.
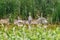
<box><xmin>0</xmin><ymin>24</ymin><xmax>60</xmax><ymax>40</ymax></box>
<box><xmin>0</xmin><ymin>0</ymin><xmax>60</xmax><ymax>23</ymax></box>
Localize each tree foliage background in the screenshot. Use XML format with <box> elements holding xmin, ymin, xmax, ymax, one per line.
<box><xmin>0</xmin><ymin>0</ymin><xmax>60</xmax><ymax>23</ymax></box>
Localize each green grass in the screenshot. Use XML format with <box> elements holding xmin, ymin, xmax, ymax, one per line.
<box><xmin>0</xmin><ymin>24</ymin><xmax>60</xmax><ymax>40</ymax></box>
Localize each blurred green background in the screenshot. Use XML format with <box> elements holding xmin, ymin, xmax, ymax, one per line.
<box><xmin>0</xmin><ymin>0</ymin><xmax>60</xmax><ymax>23</ymax></box>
